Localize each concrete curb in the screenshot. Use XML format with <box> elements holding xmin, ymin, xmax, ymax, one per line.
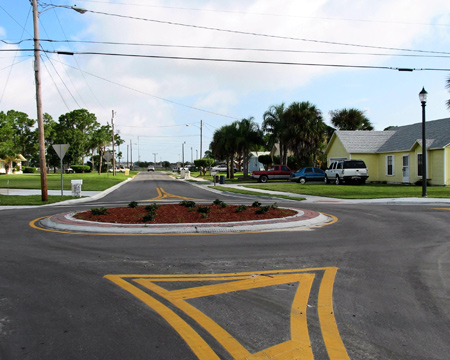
<box><xmin>39</xmin><ymin>208</ymin><xmax>332</xmax><ymax>234</ymax></box>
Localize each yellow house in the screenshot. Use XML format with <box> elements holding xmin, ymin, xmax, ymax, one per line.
<box><xmin>0</xmin><ymin>154</ymin><xmax>26</xmax><ymax>174</ymax></box>
<box><xmin>325</xmin><ymin>118</ymin><xmax>450</xmax><ymax>186</ymax></box>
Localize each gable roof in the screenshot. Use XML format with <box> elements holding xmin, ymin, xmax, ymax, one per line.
<box><xmin>328</xmin><ymin>117</ymin><xmax>450</xmax><ymax>154</ymax></box>
<box><xmin>378</xmin><ymin>117</ymin><xmax>450</xmax><ymax>152</ymax></box>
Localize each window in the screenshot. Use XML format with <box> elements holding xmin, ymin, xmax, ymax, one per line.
<box><xmin>386</xmin><ymin>155</ymin><xmax>394</xmax><ymax>176</ymax></box>
<box><xmin>417</xmin><ymin>154</ymin><xmax>423</xmax><ymax>177</ymax></box>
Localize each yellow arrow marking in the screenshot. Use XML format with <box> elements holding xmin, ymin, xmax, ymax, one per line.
<box><xmin>146</xmin><ymin>187</ymin><xmax>201</xmax><ymax>201</ymax></box>
<box><xmin>105</xmin><ymin>267</ymin><xmax>349</xmax><ymax>360</ymax></box>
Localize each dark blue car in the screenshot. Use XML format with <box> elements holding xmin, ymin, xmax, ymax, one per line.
<box><xmin>290</xmin><ymin>167</ymin><xmax>325</xmax><ymax>184</ymax></box>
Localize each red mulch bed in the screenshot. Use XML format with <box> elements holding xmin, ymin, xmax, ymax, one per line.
<box><xmin>74</xmin><ymin>204</ymin><xmax>297</xmax><ymax>224</ymax></box>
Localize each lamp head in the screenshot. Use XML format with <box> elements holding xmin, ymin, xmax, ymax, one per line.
<box><xmin>419</xmin><ymin>87</ymin><xmax>428</xmax><ymax>103</ymax></box>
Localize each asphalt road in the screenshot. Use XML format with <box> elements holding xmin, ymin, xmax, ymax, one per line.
<box><xmin>0</xmin><ymin>172</ymin><xmax>449</xmax><ymax>359</ymax></box>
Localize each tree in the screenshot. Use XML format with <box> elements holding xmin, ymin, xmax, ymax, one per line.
<box><xmin>89</xmin><ymin>124</ymin><xmax>112</xmax><ymax>174</ymax></box>
<box><xmin>8</xmin><ymin>110</ymin><xmax>35</xmax><ymax>162</ymax></box>
<box><xmin>234</xmin><ymin>117</ymin><xmax>264</xmax><ymax>178</ymax></box>
<box><xmin>284</xmin><ymin>101</ymin><xmax>327</xmax><ymax>167</ymax></box>
<box><xmin>55</xmin><ymin>109</ymin><xmax>100</xmax><ymax>165</ymax></box>
<box><xmin>447</xmin><ymin>75</ymin><xmax>450</xmax><ymax>110</ymax></box>
<box><xmin>0</xmin><ymin>111</ymin><xmax>16</xmax><ymax>161</ymax></box>
<box><xmin>329</xmin><ymin>108</ymin><xmax>373</xmax><ymax>130</ymax></box>
<box><xmin>209</xmin><ymin>124</ymin><xmax>238</xmax><ymax>179</ymax></box>
<box><xmin>194</xmin><ymin>158</ymin><xmax>214</xmax><ymax>176</ymax></box>
<box><xmin>262</xmin><ymin>103</ymin><xmax>288</xmax><ymax>164</ymax></box>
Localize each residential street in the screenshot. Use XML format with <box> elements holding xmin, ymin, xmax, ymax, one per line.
<box><xmin>0</xmin><ymin>172</ymin><xmax>449</xmax><ymax>359</ymax></box>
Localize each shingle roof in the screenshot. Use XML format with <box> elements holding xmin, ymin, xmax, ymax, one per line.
<box><xmin>334</xmin><ymin>130</ymin><xmax>395</xmax><ymax>153</ymax></box>
<box><xmin>378</xmin><ymin>118</ymin><xmax>450</xmax><ymax>152</ymax></box>
<box><xmin>334</xmin><ymin>117</ymin><xmax>450</xmax><ymax>153</ymax></box>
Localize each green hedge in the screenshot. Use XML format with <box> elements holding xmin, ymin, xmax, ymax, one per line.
<box><xmin>23</xmin><ymin>167</ymin><xmax>37</xmax><ymax>173</ymax></box>
<box><xmin>71</xmin><ymin>165</ymin><xmax>91</xmax><ymax>173</ymax></box>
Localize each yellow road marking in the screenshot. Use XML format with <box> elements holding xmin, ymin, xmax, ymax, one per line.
<box><xmin>146</xmin><ymin>187</ymin><xmax>201</xmax><ymax>201</ymax></box>
<box><xmin>431</xmin><ymin>208</ymin><xmax>450</xmax><ymax>210</ymax></box>
<box><xmin>105</xmin><ymin>267</ymin><xmax>349</xmax><ymax>359</ymax></box>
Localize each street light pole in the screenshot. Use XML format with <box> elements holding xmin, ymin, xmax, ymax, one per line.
<box><xmin>419</xmin><ymin>87</ymin><xmax>428</xmax><ymax>198</ymax></box>
<box><xmin>32</xmin><ymin>0</ymin><xmax>47</xmax><ymax>201</ymax></box>
<box><xmin>32</xmin><ymin>1</ymin><xmax>86</xmax><ymax>201</ymax></box>
<box><xmin>182</xmin><ymin>141</ymin><xmax>186</xmax><ymax>167</ymax></box>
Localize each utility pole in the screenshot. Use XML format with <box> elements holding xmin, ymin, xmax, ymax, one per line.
<box><xmin>200</xmin><ymin>119</ymin><xmax>203</xmax><ymax>159</ymax></box>
<box><xmin>130</xmin><ymin>139</ymin><xmax>133</xmax><ymax>170</ymax></box>
<box><xmin>32</xmin><ymin>0</ymin><xmax>48</xmax><ymax>201</ymax></box>
<box><xmin>153</xmin><ymin>153</ymin><xmax>158</xmax><ymax>166</ymax></box>
<box><xmin>111</xmin><ymin>110</ymin><xmax>116</xmax><ymax>176</ymax></box>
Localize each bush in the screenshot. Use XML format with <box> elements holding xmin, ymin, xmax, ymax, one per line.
<box><xmin>143</xmin><ymin>212</ymin><xmax>156</xmax><ymax>222</ymax></box>
<box><xmin>252</xmin><ymin>201</ymin><xmax>261</xmax><ymax>207</ymax></box>
<box><xmin>128</xmin><ymin>201</ymin><xmax>139</xmax><ymax>208</ymax></box>
<box><xmin>235</xmin><ymin>205</ymin><xmax>248</xmax><ymax>213</ymax></box>
<box><xmin>23</xmin><ymin>166</ymin><xmax>37</xmax><ymax>173</ymax></box>
<box><xmin>213</xmin><ymin>199</ymin><xmax>227</xmax><ymax>208</ymax></box>
<box><xmin>90</xmin><ymin>207</ymin><xmax>108</xmax><ymax>215</ymax></box>
<box><xmin>180</xmin><ymin>200</ymin><xmax>196</xmax><ymax>208</ymax></box>
<box><xmin>255</xmin><ymin>205</ymin><xmax>271</xmax><ymax>214</ymax></box>
<box><xmin>197</xmin><ymin>206</ymin><xmax>211</xmax><ymax>214</ymax></box>
<box><xmin>145</xmin><ymin>203</ymin><xmax>160</xmax><ymax>212</ymax></box>
<box><xmin>71</xmin><ymin>165</ymin><xmax>91</xmax><ymax>173</ymax></box>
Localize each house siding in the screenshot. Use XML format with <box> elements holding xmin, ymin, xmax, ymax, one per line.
<box><xmin>326</xmin><ymin>137</ymin><xmax>349</xmax><ymax>165</ymax></box>
<box><xmin>446</xmin><ymin>147</ymin><xmax>450</xmax><ymax>185</ymax></box>
<box><xmin>429</xmin><ymin>149</ymin><xmax>445</xmax><ymax>185</ymax></box>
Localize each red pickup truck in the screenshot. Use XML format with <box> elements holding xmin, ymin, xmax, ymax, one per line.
<box><xmin>251</xmin><ymin>165</ymin><xmax>292</xmax><ymax>183</ymax></box>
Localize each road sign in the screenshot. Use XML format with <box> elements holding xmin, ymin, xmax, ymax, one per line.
<box><xmin>52</xmin><ymin>144</ymin><xmax>69</xmax><ymax>159</ymax></box>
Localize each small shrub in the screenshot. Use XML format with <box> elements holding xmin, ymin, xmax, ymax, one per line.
<box><xmin>128</xmin><ymin>201</ymin><xmax>139</xmax><ymax>208</ymax></box>
<box><xmin>23</xmin><ymin>166</ymin><xmax>37</xmax><ymax>173</ymax></box>
<box><xmin>71</xmin><ymin>165</ymin><xmax>91</xmax><ymax>173</ymax></box>
<box><xmin>197</xmin><ymin>206</ymin><xmax>211</xmax><ymax>214</ymax></box>
<box><xmin>145</xmin><ymin>203</ymin><xmax>160</xmax><ymax>212</ymax></box>
<box><xmin>142</xmin><ymin>213</ymin><xmax>156</xmax><ymax>222</ymax></box>
<box><xmin>213</xmin><ymin>199</ymin><xmax>227</xmax><ymax>208</ymax></box>
<box><xmin>252</xmin><ymin>201</ymin><xmax>261</xmax><ymax>207</ymax></box>
<box><xmin>91</xmin><ymin>207</ymin><xmax>108</xmax><ymax>215</ymax></box>
<box><xmin>180</xmin><ymin>200</ymin><xmax>196</xmax><ymax>208</ymax></box>
<box><xmin>235</xmin><ymin>205</ymin><xmax>248</xmax><ymax>213</ymax></box>
<box><xmin>255</xmin><ymin>205</ymin><xmax>271</xmax><ymax>214</ymax></box>
<box><xmin>271</xmin><ymin>202</ymin><xmax>278</xmax><ymax>209</ymax></box>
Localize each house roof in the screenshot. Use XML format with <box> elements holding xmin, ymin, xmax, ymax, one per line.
<box><xmin>329</xmin><ymin>117</ymin><xmax>450</xmax><ymax>154</ymax></box>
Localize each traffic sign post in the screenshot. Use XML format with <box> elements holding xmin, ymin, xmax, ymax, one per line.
<box><xmin>52</xmin><ymin>144</ymin><xmax>69</xmax><ymax>196</ymax></box>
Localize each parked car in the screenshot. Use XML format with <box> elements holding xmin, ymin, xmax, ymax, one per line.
<box><xmin>290</xmin><ymin>167</ymin><xmax>325</xmax><ymax>183</ymax></box>
<box><xmin>251</xmin><ymin>165</ymin><xmax>292</xmax><ymax>183</ymax></box>
<box><xmin>211</xmin><ymin>164</ymin><xmax>238</xmax><ymax>173</ymax></box>
<box><xmin>147</xmin><ymin>166</ymin><xmax>155</xmax><ymax>172</ymax></box>
<box><xmin>172</xmin><ymin>167</ymin><xmax>179</xmax><ymax>172</ymax></box>
<box><xmin>324</xmin><ymin>159</ymin><xmax>369</xmax><ymax>184</ymax></box>
<box><xmin>108</xmin><ymin>166</ymin><xmax>127</xmax><ymax>173</ymax></box>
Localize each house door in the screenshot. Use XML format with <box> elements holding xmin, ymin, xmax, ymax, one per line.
<box><xmin>402</xmin><ymin>155</ymin><xmax>410</xmax><ymax>183</ymax></box>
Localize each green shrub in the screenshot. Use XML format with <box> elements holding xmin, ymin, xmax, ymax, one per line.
<box><xmin>255</xmin><ymin>205</ymin><xmax>271</xmax><ymax>214</ymax></box>
<box><xmin>143</xmin><ymin>213</ymin><xmax>156</xmax><ymax>222</ymax></box>
<box><xmin>128</xmin><ymin>201</ymin><xmax>139</xmax><ymax>208</ymax></box>
<box><xmin>213</xmin><ymin>199</ymin><xmax>227</xmax><ymax>208</ymax></box>
<box><xmin>71</xmin><ymin>165</ymin><xmax>91</xmax><ymax>173</ymax></box>
<box><xmin>252</xmin><ymin>201</ymin><xmax>261</xmax><ymax>207</ymax></box>
<box><xmin>271</xmin><ymin>202</ymin><xmax>278</xmax><ymax>209</ymax></box>
<box><xmin>235</xmin><ymin>205</ymin><xmax>248</xmax><ymax>213</ymax></box>
<box><xmin>197</xmin><ymin>206</ymin><xmax>211</xmax><ymax>214</ymax></box>
<box><xmin>91</xmin><ymin>207</ymin><xmax>108</xmax><ymax>215</ymax></box>
<box><xmin>180</xmin><ymin>200</ymin><xmax>196</xmax><ymax>208</ymax></box>
<box><xmin>145</xmin><ymin>203</ymin><xmax>160</xmax><ymax>212</ymax></box>
<box><xmin>23</xmin><ymin>166</ymin><xmax>37</xmax><ymax>173</ymax></box>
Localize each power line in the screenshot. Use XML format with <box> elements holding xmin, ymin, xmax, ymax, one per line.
<box><xmin>46</xmin><ymin>1</ymin><xmax>450</xmax><ymax>27</ymax></box>
<box><xmin>82</xmin><ymin>8</ymin><xmax>450</xmax><ymax>55</ymax></box>
<box><xmin>34</xmin><ymin>39</ymin><xmax>450</xmax><ymax>58</ymax></box>
<box><xmin>50</xmin><ymin>50</ymin><xmax>450</xmax><ymax>72</ymax></box>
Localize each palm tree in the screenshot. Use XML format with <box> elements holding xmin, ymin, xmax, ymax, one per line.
<box><xmin>284</xmin><ymin>101</ymin><xmax>327</xmax><ymax>167</ymax></box>
<box><xmin>329</xmin><ymin>108</ymin><xmax>373</xmax><ymax>130</ymax></box>
<box><xmin>235</xmin><ymin>117</ymin><xmax>264</xmax><ymax>178</ymax></box>
<box><xmin>210</xmin><ymin>124</ymin><xmax>238</xmax><ymax>179</ymax></box>
<box><xmin>446</xmin><ymin>75</ymin><xmax>450</xmax><ymax>109</ymax></box>
<box><xmin>262</xmin><ymin>103</ymin><xmax>288</xmax><ymax>164</ymax></box>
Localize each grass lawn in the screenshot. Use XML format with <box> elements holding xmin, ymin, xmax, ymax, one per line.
<box><xmin>0</xmin><ymin>172</ymin><xmax>138</xmax><ymax>191</ymax></box>
<box><xmin>241</xmin><ymin>182</ymin><xmax>450</xmax><ymax>199</ymax></box>
<box><xmin>0</xmin><ymin>195</ymin><xmax>78</xmax><ymax>206</ymax></box>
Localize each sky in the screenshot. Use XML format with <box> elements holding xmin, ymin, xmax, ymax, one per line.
<box><xmin>1</xmin><ymin>0</ymin><xmax>450</xmax><ymax>164</ymax></box>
